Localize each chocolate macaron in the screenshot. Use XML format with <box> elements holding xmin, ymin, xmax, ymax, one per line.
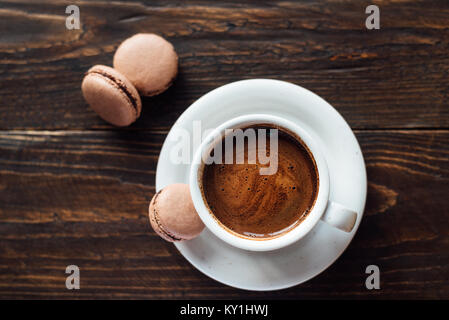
<box><xmin>149</xmin><ymin>184</ymin><xmax>204</xmax><ymax>242</ymax></box>
<box><xmin>82</xmin><ymin>65</ymin><xmax>142</xmax><ymax>126</ymax></box>
<box><xmin>113</xmin><ymin>33</ymin><xmax>178</xmax><ymax>96</ymax></box>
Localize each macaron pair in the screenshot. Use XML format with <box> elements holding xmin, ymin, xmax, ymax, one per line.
<box><xmin>149</xmin><ymin>184</ymin><xmax>204</xmax><ymax>242</ymax></box>
<box><xmin>82</xmin><ymin>33</ymin><xmax>178</xmax><ymax>126</ymax></box>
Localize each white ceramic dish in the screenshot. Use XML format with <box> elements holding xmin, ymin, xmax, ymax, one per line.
<box><xmin>190</xmin><ymin>114</ymin><xmax>358</xmax><ymax>252</ymax></box>
<box><xmin>155</xmin><ymin>79</ymin><xmax>367</xmax><ymax>291</ymax></box>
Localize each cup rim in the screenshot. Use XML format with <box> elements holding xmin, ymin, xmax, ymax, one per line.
<box><xmin>190</xmin><ymin>114</ymin><xmax>330</xmax><ymax>251</ymax></box>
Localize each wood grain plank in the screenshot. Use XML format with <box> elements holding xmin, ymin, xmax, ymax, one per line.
<box><xmin>0</xmin><ymin>130</ymin><xmax>447</xmax><ymax>299</ymax></box>
<box><xmin>0</xmin><ymin>0</ymin><xmax>448</xmax><ymax>129</ymax></box>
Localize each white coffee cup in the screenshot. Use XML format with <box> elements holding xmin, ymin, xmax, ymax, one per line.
<box><xmin>190</xmin><ymin>113</ymin><xmax>357</xmax><ymax>252</ymax></box>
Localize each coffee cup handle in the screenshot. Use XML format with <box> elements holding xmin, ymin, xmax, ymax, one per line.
<box><xmin>320</xmin><ymin>201</ymin><xmax>358</xmax><ymax>233</ymax></box>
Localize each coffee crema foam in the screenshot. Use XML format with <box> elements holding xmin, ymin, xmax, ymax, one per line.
<box><xmin>201</xmin><ymin>126</ymin><xmax>319</xmax><ymax>239</ymax></box>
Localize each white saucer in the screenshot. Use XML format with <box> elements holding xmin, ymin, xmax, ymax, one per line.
<box><xmin>155</xmin><ymin>79</ymin><xmax>367</xmax><ymax>291</ymax></box>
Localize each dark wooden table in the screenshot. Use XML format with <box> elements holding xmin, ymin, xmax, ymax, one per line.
<box><xmin>0</xmin><ymin>0</ymin><xmax>448</xmax><ymax>299</ymax></box>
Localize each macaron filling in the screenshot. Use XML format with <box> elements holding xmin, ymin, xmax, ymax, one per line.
<box><xmin>87</xmin><ymin>69</ymin><xmax>139</xmax><ymax>116</ymax></box>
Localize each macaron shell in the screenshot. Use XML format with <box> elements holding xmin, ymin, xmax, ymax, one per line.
<box><xmin>113</xmin><ymin>33</ymin><xmax>178</xmax><ymax>96</ymax></box>
<box><xmin>149</xmin><ymin>184</ymin><xmax>204</xmax><ymax>241</ymax></box>
<box><xmin>82</xmin><ymin>65</ymin><xmax>142</xmax><ymax>127</ymax></box>
<box><xmin>149</xmin><ymin>191</ymin><xmax>181</xmax><ymax>242</ymax></box>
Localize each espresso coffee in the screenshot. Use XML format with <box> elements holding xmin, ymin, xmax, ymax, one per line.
<box><xmin>201</xmin><ymin>126</ymin><xmax>319</xmax><ymax>239</ymax></box>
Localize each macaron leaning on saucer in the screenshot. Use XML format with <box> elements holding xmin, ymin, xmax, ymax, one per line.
<box><xmin>81</xmin><ymin>65</ymin><xmax>142</xmax><ymax>126</ymax></box>
<box><xmin>149</xmin><ymin>184</ymin><xmax>204</xmax><ymax>242</ymax></box>
<box><xmin>113</xmin><ymin>33</ymin><xmax>178</xmax><ymax>96</ymax></box>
